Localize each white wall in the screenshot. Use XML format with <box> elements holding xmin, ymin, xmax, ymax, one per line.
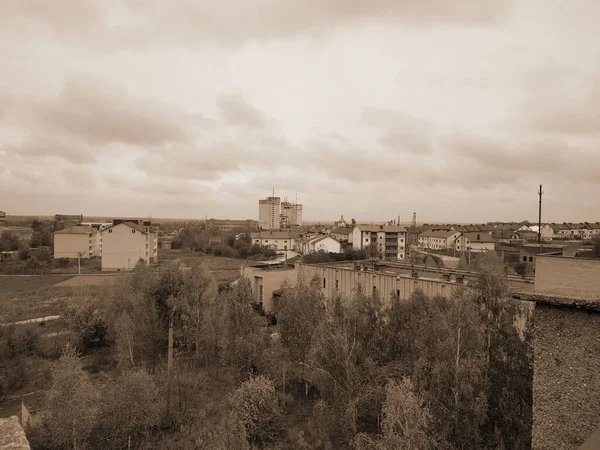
<box><xmin>54</xmin><ymin>233</ymin><xmax>93</xmax><ymax>258</ymax></box>
<box><xmin>312</xmin><ymin>236</ymin><xmax>341</xmax><ymax>253</ymax></box>
<box><xmin>101</xmin><ymin>224</ymin><xmax>150</xmax><ymax>271</ymax></box>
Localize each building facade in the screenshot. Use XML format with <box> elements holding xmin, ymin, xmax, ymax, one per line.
<box><xmin>101</xmin><ymin>222</ymin><xmax>158</xmax><ymax>271</ymax></box>
<box><xmin>418</xmin><ymin>230</ymin><xmax>461</xmax><ymax>250</ymax></box>
<box><xmin>250</xmin><ymin>230</ymin><xmax>301</xmax><ymax>251</ymax></box>
<box><xmin>280</xmin><ymin>201</ymin><xmax>303</xmax><ymax>227</ymax></box>
<box><xmin>352</xmin><ymin>225</ymin><xmax>408</xmax><ymax>260</ymax></box>
<box><xmin>454</xmin><ymin>232</ymin><xmax>496</xmax><ymax>253</ymax></box>
<box><xmin>241</xmin><ymin>264</ymin><xmax>297</xmax><ymax>313</ymax></box>
<box><xmin>297</xmin><ymin>235</ymin><xmax>341</xmax><ymax>254</ymax></box>
<box><xmin>259</xmin><ymin>197</ymin><xmax>281</xmax><ymax>230</ymax></box>
<box><xmin>53</xmin><ymin>226</ymin><xmax>97</xmax><ymax>258</ymax></box>
<box><xmin>0</xmin><ymin>211</ymin><xmax>6</xmax><ymax>225</ymax></box>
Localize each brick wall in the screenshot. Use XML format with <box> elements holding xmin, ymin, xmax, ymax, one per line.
<box><xmin>532</xmin><ymin>305</ymin><xmax>600</xmax><ymax>449</ymax></box>
<box><xmin>535</xmin><ymin>256</ymin><xmax>600</xmax><ymax>298</ymax></box>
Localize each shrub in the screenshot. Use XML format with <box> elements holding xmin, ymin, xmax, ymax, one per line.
<box><xmin>56</xmin><ymin>257</ymin><xmax>71</xmax><ymax>268</ymax></box>
<box><xmin>229</xmin><ymin>375</ymin><xmax>282</xmax><ymax>445</ymax></box>
<box><xmin>63</xmin><ymin>301</ymin><xmax>108</xmax><ymax>350</ymax></box>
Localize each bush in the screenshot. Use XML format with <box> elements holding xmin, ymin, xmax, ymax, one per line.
<box><xmin>63</xmin><ymin>301</ymin><xmax>108</xmax><ymax>350</ymax></box>
<box><xmin>229</xmin><ymin>375</ymin><xmax>282</xmax><ymax>445</ymax></box>
<box><xmin>514</xmin><ymin>262</ymin><xmax>528</xmax><ymax>276</ymax></box>
<box><xmin>56</xmin><ymin>257</ymin><xmax>71</xmax><ymax>268</ymax></box>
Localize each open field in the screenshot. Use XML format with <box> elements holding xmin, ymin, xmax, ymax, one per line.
<box><xmin>53</xmin><ymin>274</ymin><xmax>125</xmax><ymax>288</ymax></box>
<box><xmin>0</xmin><ymin>275</ymin><xmax>74</xmax><ymax>302</ymax></box>
<box><xmin>159</xmin><ymin>249</ymin><xmax>244</xmax><ymax>284</ymax></box>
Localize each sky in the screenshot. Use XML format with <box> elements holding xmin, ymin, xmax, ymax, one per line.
<box><xmin>1</xmin><ymin>0</ymin><xmax>600</xmax><ymax>223</ymax></box>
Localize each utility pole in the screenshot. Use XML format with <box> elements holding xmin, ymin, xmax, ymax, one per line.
<box><xmin>77</xmin><ymin>252</ymin><xmax>82</xmax><ymax>275</ymax></box>
<box><xmin>538</xmin><ymin>185</ymin><xmax>543</xmax><ymax>244</ymax></box>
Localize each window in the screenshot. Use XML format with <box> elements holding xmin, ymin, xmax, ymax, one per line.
<box><xmin>365</xmin><ymin>238</ymin><xmax>369</xmax><ymax>243</ymax></box>
<box><xmin>335</xmin><ymin>280</ymin><xmax>339</xmax><ymax>290</ymax></box>
<box><xmin>396</xmin><ymin>289</ymin><xmax>400</xmax><ymax>298</ymax></box>
<box><xmin>255</xmin><ymin>240</ymin><xmax>259</xmax><ymax>243</ymax></box>
<box><xmin>323</xmin><ymin>278</ymin><xmax>326</xmax><ymax>289</ymax></box>
<box><xmin>373</xmin><ymin>286</ymin><xmax>377</xmax><ymax>295</ymax></box>
<box><xmin>523</xmin><ymin>256</ymin><xmax>527</xmax><ymax>262</ymax></box>
<box><xmin>108</xmin><ymin>229</ymin><xmax>112</xmax><ymax>234</ymax></box>
<box><xmin>529</xmin><ymin>256</ymin><xmax>534</xmax><ymax>262</ymax></box>
<box><xmin>132</xmin><ymin>229</ymin><xmax>135</xmax><ymax>234</ymax></box>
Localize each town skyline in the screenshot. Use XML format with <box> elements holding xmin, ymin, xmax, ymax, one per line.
<box><xmin>2</xmin><ymin>1</ymin><xmax>600</xmax><ymax>222</ymax></box>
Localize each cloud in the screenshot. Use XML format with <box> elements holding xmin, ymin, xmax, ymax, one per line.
<box><xmin>0</xmin><ymin>0</ymin><xmax>104</xmax><ymax>36</ymax></box>
<box><xmin>123</xmin><ymin>0</ymin><xmax>512</xmax><ymax>46</ymax></box>
<box><xmin>379</xmin><ymin>132</ymin><xmax>434</xmax><ymax>155</ymax></box>
<box><xmin>217</xmin><ymin>94</ymin><xmax>271</xmax><ymax>129</ymax></box>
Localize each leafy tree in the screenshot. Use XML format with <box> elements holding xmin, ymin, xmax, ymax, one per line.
<box><xmin>64</xmin><ymin>298</ymin><xmax>108</xmax><ymax>351</ymax></box>
<box><xmin>93</xmin><ymin>370</ymin><xmax>161</xmax><ymax>449</ymax></box>
<box><xmin>592</xmin><ymin>235</ymin><xmax>600</xmax><ymax>258</ymax></box>
<box><xmin>174</xmin><ymin>262</ymin><xmax>218</xmax><ymax>365</ymax></box>
<box><xmin>196</xmin><ymin>411</ymin><xmax>250</xmax><ymax>450</ymax></box>
<box><xmin>41</xmin><ymin>345</ymin><xmax>99</xmax><ymax>449</ymax></box>
<box><xmin>277</xmin><ymin>276</ymin><xmax>324</xmax><ymax>364</ymax></box>
<box><xmin>0</xmin><ymin>231</ymin><xmax>21</xmax><ymax>251</ymax></box>
<box><xmin>229</xmin><ymin>375</ymin><xmax>282</xmax><ymax>446</ymax></box>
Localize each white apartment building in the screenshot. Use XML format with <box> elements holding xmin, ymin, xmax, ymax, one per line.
<box><xmin>352</xmin><ymin>225</ymin><xmax>408</xmax><ymax>260</ymax></box>
<box><xmin>53</xmin><ymin>226</ymin><xmax>97</xmax><ymax>258</ymax></box>
<box><xmin>101</xmin><ymin>222</ymin><xmax>158</xmax><ymax>271</ymax></box>
<box><xmin>454</xmin><ymin>232</ymin><xmax>496</xmax><ymax>253</ymax></box>
<box><xmin>297</xmin><ymin>235</ymin><xmax>341</xmax><ymax>254</ymax></box>
<box><xmin>418</xmin><ymin>230</ymin><xmax>461</xmax><ymax>250</ymax></box>
<box><xmin>250</xmin><ymin>230</ymin><xmax>301</xmax><ymax>251</ymax></box>
<box><xmin>259</xmin><ymin>197</ymin><xmax>281</xmax><ymax>230</ymax></box>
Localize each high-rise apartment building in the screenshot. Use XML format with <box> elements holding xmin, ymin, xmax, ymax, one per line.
<box><xmin>259</xmin><ymin>197</ymin><xmax>281</xmax><ymax>230</ymax></box>
<box><xmin>280</xmin><ymin>201</ymin><xmax>303</xmax><ymax>227</ymax></box>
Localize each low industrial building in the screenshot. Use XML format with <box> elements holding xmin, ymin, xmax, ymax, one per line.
<box><xmin>100</xmin><ymin>221</ymin><xmax>158</xmax><ymax>271</ymax></box>
<box><xmin>53</xmin><ymin>226</ymin><xmax>97</xmax><ymax>258</ymax></box>
<box><xmin>241</xmin><ymin>262</ymin><xmax>297</xmax><ymax>313</ymax></box>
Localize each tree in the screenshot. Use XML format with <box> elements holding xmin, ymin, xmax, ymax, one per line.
<box><xmin>0</xmin><ymin>231</ymin><xmax>21</xmax><ymax>252</ymax></box>
<box><xmin>174</xmin><ymin>262</ymin><xmax>218</xmax><ymax>366</ymax></box>
<box><xmin>229</xmin><ymin>375</ymin><xmax>282</xmax><ymax>446</ymax></box>
<box><xmin>592</xmin><ymin>235</ymin><xmax>600</xmax><ymax>258</ymax></box>
<box><xmin>64</xmin><ymin>298</ymin><xmax>108</xmax><ymax>351</ymax></box>
<box><xmin>196</xmin><ymin>411</ymin><xmax>250</xmax><ymax>450</ymax></box>
<box><xmin>277</xmin><ymin>276</ymin><xmax>324</xmax><ymax>364</ymax></box>
<box><xmin>42</xmin><ymin>345</ymin><xmax>99</xmax><ymax>449</ymax></box>
<box><xmin>94</xmin><ymin>370</ymin><xmax>161</xmax><ymax>449</ymax></box>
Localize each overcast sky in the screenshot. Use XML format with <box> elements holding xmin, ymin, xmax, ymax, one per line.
<box><xmin>1</xmin><ymin>0</ymin><xmax>599</xmax><ymax>223</ymax></box>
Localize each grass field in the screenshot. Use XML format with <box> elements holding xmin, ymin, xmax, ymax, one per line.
<box><xmin>159</xmin><ymin>249</ymin><xmax>244</xmax><ymax>284</ymax></box>
<box><xmin>0</xmin><ymin>275</ymin><xmax>74</xmax><ymax>302</ymax></box>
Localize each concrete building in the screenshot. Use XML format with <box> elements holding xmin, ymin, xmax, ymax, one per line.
<box><xmin>205</xmin><ymin>219</ymin><xmax>258</xmax><ymax>231</ymax></box>
<box><xmin>241</xmin><ymin>263</ymin><xmax>297</xmax><ymax>313</ymax></box>
<box><xmin>454</xmin><ymin>232</ymin><xmax>496</xmax><ymax>253</ymax></box>
<box><xmin>259</xmin><ymin>197</ymin><xmax>281</xmax><ymax>230</ymax></box>
<box><xmin>280</xmin><ymin>201</ymin><xmax>303</xmax><ymax>227</ymax></box>
<box><xmin>101</xmin><ymin>222</ymin><xmax>158</xmax><ymax>271</ymax></box>
<box><xmin>0</xmin><ymin>210</ymin><xmax>6</xmax><ymax>225</ymax></box>
<box><xmin>418</xmin><ymin>230</ymin><xmax>461</xmax><ymax>250</ymax></box>
<box><xmin>352</xmin><ymin>225</ymin><xmax>408</xmax><ymax>260</ymax></box>
<box><xmin>53</xmin><ymin>226</ymin><xmax>97</xmax><ymax>258</ymax></box>
<box><xmin>250</xmin><ymin>230</ymin><xmax>302</xmax><ymax>251</ymax></box>
<box><xmin>297</xmin><ymin>235</ymin><xmax>341</xmax><ymax>254</ymax></box>
<box><xmin>297</xmin><ymin>261</ymin><xmax>465</xmax><ymax>307</ymax></box>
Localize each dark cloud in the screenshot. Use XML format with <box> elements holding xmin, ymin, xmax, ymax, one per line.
<box><xmin>31</xmin><ymin>78</ymin><xmax>189</xmax><ymax>146</ymax></box>
<box><xmin>379</xmin><ymin>132</ymin><xmax>434</xmax><ymax>155</ymax></box>
<box><xmin>1</xmin><ymin>0</ymin><xmax>104</xmax><ymax>35</ymax></box>
<box><xmin>124</xmin><ymin>0</ymin><xmax>512</xmax><ymax>46</ymax></box>
<box><xmin>217</xmin><ymin>94</ymin><xmax>271</xmax><ymax>129</ymax></box>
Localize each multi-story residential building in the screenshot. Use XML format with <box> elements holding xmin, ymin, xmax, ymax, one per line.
<box><xmin>418</xmin><ymin>230</ymin><xmax>461</xmax><ymax>250</ymax></box>
<box><xmin>205</xmin><ymin>219</ymin><xmax>258</xmax><ymax>231</ymax></box>
<box><xmin>53</xmin><ymin>226</ymin><xmax>97</xmax><ymax>258</ymax></box>
<box><xmin>101</xmin><ymin>222</ymin><xmax>158</xmax><ymax>271</ymax></box>
<box><xmin>259</xmin><ymin>197</ymin><xmax>281</xmax><ymax>230</ymax></box>
<box><xmin>454</xmin><ymin>232</ymin><xmax>496</xmax><ymax>253</ymax></box>
<box><xmin>81</xmin><ymin>222</ymin><xmax>112</xmax><ymax>256</ymax></box>
<box><xmin>250</xmin><ymin>230</ymin><xmax>302</xmax><ymax>251</ymax></box>
<box><xmin>0</xmin><ymin>211</ymin><xmax>6</xmax><ymax>225</ymax></box>
<box><xmin>297</xmin><ymin>235</ymin><xmax>341</xmax><ymax>254</ymax></box>
<box><xmin>280</xmin><ymin>201</ymin><xmax>303</xmax><ymax>227</ymax></box>
<box><xmin>352</xmin><ymin>225</ymin><xmax>408</xmax><ymax>260</ymax></box>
